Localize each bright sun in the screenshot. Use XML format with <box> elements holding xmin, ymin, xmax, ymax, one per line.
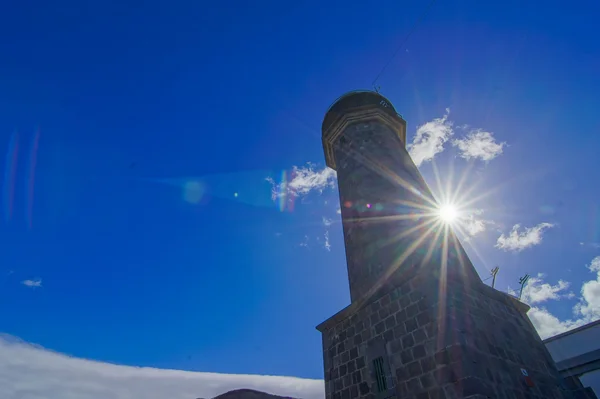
<box><xmin>438</xmin><ymin>204</ymin><xmax>458</xmax><ymax>223</ymax></box>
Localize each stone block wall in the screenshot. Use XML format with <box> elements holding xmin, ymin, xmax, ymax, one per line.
<box><xmin>319</xmin><ymin>266</ymin><xmax>572</xmax><ymax>399</ymax></box>
<box><xmin>333</xmin><ymin>119</ymin><xmax>464</xmax><ymax>303</ymax></box>
<box><xmin>318</xmin><ymin>95</ymin><xmax>572</xmax><ymax>398</ymax></box>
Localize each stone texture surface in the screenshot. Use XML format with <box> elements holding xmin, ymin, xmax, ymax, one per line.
<box><xmin>317</xmin><ymin>92</ymin><xmax>573</xmax><ymax>399</ymax></box>
<box><xmin>319</xmin><ymin>266</ymin><xmax>572</xmax><ymax>399</ymax></box>
<box><xmin>332</xmin><ymin>117</ymin><xmax>480</xmax><ymax>305</ymax></box>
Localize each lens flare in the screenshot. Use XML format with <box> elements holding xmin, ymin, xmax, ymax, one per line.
<box><xmin>438</xmin><ymin>204</ymin><xmax>458</xmax><ymax>223</ymax></box>
<box><xmin>183</xmin><ymin>181</ymin><xmax>205</xmax><ymax>204</ymax></box>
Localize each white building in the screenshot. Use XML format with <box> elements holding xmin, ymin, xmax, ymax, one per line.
<box><xmin>544</xmin><ymin>320</ymin><xmax>600</xmax><ymax>398</ymax></box>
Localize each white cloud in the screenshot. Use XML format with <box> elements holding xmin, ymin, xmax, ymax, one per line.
<box><xmin>408</xmin><ymin>109</ymin><xmax>454</xmax><ymax>167</ymax></box>
<box><xmin>510</xmin><ymin>277</ymin><xmax>583</xmax><ymax>340</ymax></box>
<box><xmin>589</xmin><ymin>256</ymin><xmax>600</xmax><ymax>272</ymax></box>
<box><xmin>267</xmin><ymin>164</ymin><xmax>336</xmax><ymax>202</ymax></box>
<box><xmin>299</xmin><ymin>235</ymin><xmax>309</xmax><ymax>248</ymax></box>
<box><xmin>22</xmin><ymin>278</ymin><xmax>42</xmax><ymax>288</ymax></box>
<box><xmin>519</xmin><ymin>273</ymin><xmax>573</xmax><ymax>304</ymax></box>
<box><xmin>452</xmin><ymin>129</ymin><xmax>505</xmax><ymax>162</ymax></box>
<box><xmin>407</xmin><ymin>112</ymin><xmax>505</xmax><ymax>166</ymax></box>
<box><xmin>495</xmin><ymin>223</ymin><xmax>554</xmax><ymax>252</ymax></box>
<box><xmin>324</xmin><ymin>231</ymin><xmax>331</xmax><ymax>252</ymax></box>
<box><xmin>335</xmin><ymin>208</ymin><xmax>341</xmax><ymax>214</ymax></box>
<box><xmin>574</xmin><ymin>256</ymin><xmax>600</xmax><ymax>320</ymax></box>
<box><xmin>461</xmin><ymin>209</ymin><xmax>493</xmax><ymax>239</ymax></box>
<box><xmin>464</xmin><ymin>215</ymin><xmax>487</xmax><ymax>237</ymax></box>
<box><xmin>0</xmin><ymin>334</ymin><xmax>324</xmax><ymax>399</ymax></box>
<box><xmin>527</xmin><ymin>307</ymin><xmax>587</xmax><ymax>340</ymax></box>
<box><xmin>322</xmin><ymin>217</ymin><xmax>333</xmax><ymax>227</ymax></box>
<box><xmin>511</xmin><ymin>258</ymin><xmax>600</xmax><ymax>339</ymax></box>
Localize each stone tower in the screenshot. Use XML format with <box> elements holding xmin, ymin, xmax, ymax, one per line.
<box><xmin>316</xmin><ymin>91</ymin><xmax>572</xmax><ymax>399</ymax></box>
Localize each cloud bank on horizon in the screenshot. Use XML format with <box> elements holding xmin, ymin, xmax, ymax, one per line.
<box><xmin>0</xmin><ymin>334</ymin><xmax>324</xmax><ymax>399</ymax></box>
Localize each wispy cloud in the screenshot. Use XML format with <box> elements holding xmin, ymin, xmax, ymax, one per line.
<box><xmin>579</xmin><ymin>242</ymin><xmax>600</xmax><ymax>249</ymax></box>
<box><xmin>452</xmin><ymin>129</ymin><xmax>505</xmax><ymax>162</ymax></box>
<box><xmin>495</xmin><ymin>223</ymin><xmax>554</xmax><ymax>252</ymax></box>
<box><xmin>322</xmin><ymin>217</ymin><xmax>333</xmax><ymax>227</ymax></box>
<box><xmin>408</xmin><ymin>108</ymin><xmax>454</xmax><ymax>167</ymax></box>
<box><xmin>0</xmin><ymin>335</ymin><xmax>324</xmax><ymax>399</ymax></box>
<box><xmin>323</xmin><ymin>231</ymin><xmax>331</xmax><ymax>252</ymax></box>
<box><xmin>299</xmin><ymin>235</ymin><xmax>309</xmax><ymax>248</ymax></box>
<box><xmin>22</xmin><ymin>278</ymin><xmax>42</xmax><ymax>288</ymax></box>
<box><xmin>267</xmin><ymin>164</ymin><xmax>336</xmax><ymax>201</ymax></box>
<box><xmin>324</xmin><ymin>231</ymin><xmax>331</xmax><ymax>251</ymax></box>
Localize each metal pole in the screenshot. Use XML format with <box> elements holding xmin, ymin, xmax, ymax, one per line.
<box><xmin>518</xmin><ymin>274</ymin><xmax>530</xmax><ymax>301</ymax></box>
<box><xmin>491</xmin><ymin>266</ymin><xmax>499</xmax><ymax>289</ymax></box>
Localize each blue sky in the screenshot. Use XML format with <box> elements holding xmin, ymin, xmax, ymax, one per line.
<box><xmin>1</xmin><ymin>0</ymin><xmax>600</xmax><ymax>397</ymax></box>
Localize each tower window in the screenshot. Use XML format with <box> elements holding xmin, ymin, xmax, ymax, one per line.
<box><xmin>372</xmin><ymin>356</ymin><xmax>388</xmax><ymax>393</ymax></box>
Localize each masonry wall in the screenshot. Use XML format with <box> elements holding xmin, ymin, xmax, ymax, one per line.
<box><xmin>320</xmin><ymin>100</ymin><xmax>571</xmax><ymax>399</ymax></box>
<box><xmin>333</xmin><ymin>120</ymin><xmax>479</xmax><ymax>304</ymax></box>
<box><xmin>320</xmin><ymin>265</ymin><xmax>572</xmax><ymax>399</ymax></box>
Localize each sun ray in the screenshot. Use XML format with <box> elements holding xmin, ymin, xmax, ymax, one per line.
<box><xmin>454</xmin><ymin>167</ymin><xmax>536</xmax><ymax>210</ymax></box>
<box><xmin>332</xmin><ymin>123</ymin><xmax>508</xmax><ymax>297</ymax></box>
<box><xmin>422</xmin><ymin>222</ymin><xmax>445</xmax><ymax>266</ymax></box>
<box><xmin>357</xmin><ymin>221</ymin><xmax>441</xmax><ymax>307</ymax></box>
<box><xmin>344</xmin><ymin>213</ymin><xmax>432</xmax><ymax>225</ymax></box>
<box><xmin>341</xmin><ymin>146</ymin><xmax>439</xmax><ymax>209</ymax></box>
<box><xmin>451</xmin><ymin>158</ymin><xmax>477</xmax><ymax>205</ymax></box>
<box><xmin>379</xmin><ymin>217</ymin><xmax>439</xmax><ymax>248</ymax></box>
<box><xmin>451</xmin><ymin>222</ymin><xmax>492</xmax><ymax>275</ymax></box>
<box><xmin>389</xmin><ymin>197</ymin><xmax>442</xmax><ymax>213</ymax></box>
<box><xmin>444</xmin><ymin>158</ymin><xmax>455</xmax><ymax>206</ymax></box>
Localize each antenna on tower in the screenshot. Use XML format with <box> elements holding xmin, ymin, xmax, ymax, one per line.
<box><xmin>374</xmin><ymin>85</ymin><xmax>381</xmax><ymax>93</ymax></box>
<box><xmin>490</xmin><ymin>266</ymin><xmax>499</xmax><ymax>289</ymax></box>
<box><xmin>518</xmin><ymin>274</ymin><xmax>530</xmax><ymax>301</ymax></box>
